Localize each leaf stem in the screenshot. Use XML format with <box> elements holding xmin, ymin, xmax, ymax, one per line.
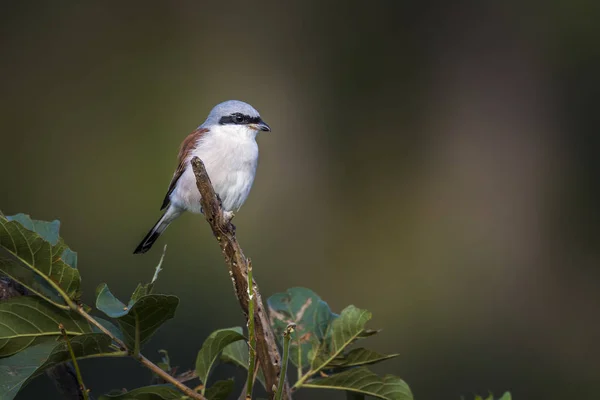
<box><xmin>245</xmin><ymin>260</ymin><xmax>256</xmax><ymax>399</ymax></box>
<box><xmin>275</xmin><ymin>324</ymin><xmax>296</xmax><ymax>400</ymax></box>
<box><xmin>59</xmin><ymin>323</ymin><xmax>89</xmax><ymax>400</ymax></box>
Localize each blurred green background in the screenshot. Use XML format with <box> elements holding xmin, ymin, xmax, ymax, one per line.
<box><xmin>1</xmin><ymin>1</ymin><xmax>599</xmax><ymax>399</ymax></box>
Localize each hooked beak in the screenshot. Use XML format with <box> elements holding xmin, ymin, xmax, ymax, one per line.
<box><xmin>253</xmin><ymin>119</ymin><xmax>271</xmax><ymax>132</ymax></box>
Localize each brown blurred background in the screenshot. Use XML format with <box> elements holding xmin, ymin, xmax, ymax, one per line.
<box><xmin>1</xmin><ymin>1</ymin><xmax>599</xmax><ymax>399</ymax></box>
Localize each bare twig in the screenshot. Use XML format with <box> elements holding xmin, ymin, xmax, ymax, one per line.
<box><xmin>191</xmin><ymin>157</ymin><xmax>291</xmax><ymax>400</ymax></box>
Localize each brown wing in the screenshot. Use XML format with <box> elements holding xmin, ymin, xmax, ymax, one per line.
<box><xmin>161</xmin><ymin>127</ymin><xmax>209</xmax><ymax>210</ymax></box>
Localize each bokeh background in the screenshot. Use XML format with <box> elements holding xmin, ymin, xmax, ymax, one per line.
<box><xmin>1</xmin><ymin>1</ymin><xmax>599</xmax><ymax>399</ymax></box>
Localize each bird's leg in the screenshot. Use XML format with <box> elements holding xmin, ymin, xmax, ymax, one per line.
<box><xmin>223</xmin><ymin>210</ymin><xmax>235</xmax><ymax>222</ymax></box>
<box><xmin>223</xmin><ymin>211</ymin><xmax>236</xmax><ymax>234</ymax></box>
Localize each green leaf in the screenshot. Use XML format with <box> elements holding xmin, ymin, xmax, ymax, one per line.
<box><xmin>0</xmin><ymin>296</ymin><xmax>93</xmax><ymax>357</ymax></box>
<box><xmin>303</xmin><ymin>367</ymin><xmax>413</xmax><ymax>400</ymax></box>
<box><xmin>32</xmin><ymin>333</ymin><xmax>113</xmax><ymax>377</ymax></box>
<box><xmin>5</xmin><ymin>214</ymin><xmax>61</xmax><ymax>246</ymax></box>
<box><xmin>96</xmin><ymin>283</ymin><xmax>129</xmax><ymax>316</ymax></box>
<box><xmin>195</xmin><ymin>327</ymin><xmax>245</xmax><ymax>392</ymax></box>
<box><xmin>0</xmin><ymin>333</ymin><xmax>113</xmax><ymax>400</ymax></box>
<box><xmin>130</xmin><ymin>283</ymin><xmax>152</xmax><ymax>303</ymax></box>
<box><xmin>310</xmin><ymin>305</ymin><xmax>372</xmax><ymax>371</ymax></box>
<box><xmin>0</xmin><ymin>214</ymin><xmax>81</xmax><ymax>308</ymax></box>
<box><xmin>0</xmin><ymin>340</ymin><xmax>57</xmax><ymax>400</ymax></box>
<box><xmin>95</xmin><ymin>317</ymin><xmax>126</xmax><ymax>343</ymax></box>
<box><xmin>328</xmin><ymin>347</ymin><xmax>399</xmax><ymax>369</ymax></box>
<box><xmin>267</xmin><ymin>287</ymin><xmax>337</xmax><ymax>368</ymax></box>
<box><xmin>221</xmin><ymin>332</ymin><xmax>266</xmax><ymax>389</ymax></box>
<box><xmin>95</xmin><ymin>283</ymin><xmax>179</xmax><ymax>349</ymax></box>
<box><xmin>498</xmin><ymin>392</ymin><xmax>512</xmax><ymax>400</ymax></box>
<box><xmin>98</xmin><ymin>384</ymin><xmax>182</xmax><ymax>399</ymax></box>
<box><xmin>205</xmin><ymin>379</ymin><xmax>234</xmax><ymax>400</ymax></box>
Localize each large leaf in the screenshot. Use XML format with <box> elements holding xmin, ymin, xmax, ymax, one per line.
<box><xmin>0</xmin><ymin>214</ymin><xmax>80</xmax><ymax>308</ymax></box>
<box><xmin>195</xmin><ymin>327</ymin><xmax>245</xmax><ymax>392</ymax></box>
<box><xmin>0</xmin><ymin>296</ymin><xmax>93</xmax><ymax>357</ymax></box>
<box><xmin>0</xmin><ymin>340</ymin><xmax>57</xmax><ymax>400</ymax></box>
<box><xmin>267</xmin><ymin>287</ymin><xmax>337</xmax><ymax>368</ymax></box>
<box><xmin>0</xmin><ymin>333</ymin><xmax>113</xmax><ymax>400</ymax></box>
<box><xmin>303</xmin><ymin>367</ymin><xmax>413</xmax><ymax>400</ymax></box>
<box><xmin>98</xmin><ymin>384</ymin><xmax>181</xmax><ymax>399</ymax></box>
<box><xmin>221</xmin><ymin>332</ymin><xmax>266</xmax><ymax>389</ymax></box>
<box><xmin>328</xmin><ymin>347</ymin><xmax>399</xmax><ymax>369</ymax></box>
<box><xmin>205</xmin><ymin>379</ymin><xmax>234</xmax><ymax>400</ymax></box>
<box><xmin>310</xmin><ymin>305</ymin><xmax>372</xmax><ymax>371</ymax></box>
<box><xmin>95</xmin><ymin>283</ymin><xmax>178</xmax><ymax>349</ymax></box>
<box><xmin>5</xmin><ymin>214</ymin><xmax>61</xmax><ymax>246</ymax></box>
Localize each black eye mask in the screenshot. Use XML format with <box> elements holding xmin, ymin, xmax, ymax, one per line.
<box><xmin>219</xmin><ymin>113</ymin><xmax>262</xmax><ymax>125</ymax></box>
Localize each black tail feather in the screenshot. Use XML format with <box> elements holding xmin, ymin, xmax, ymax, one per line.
<box><xmin>133</xmin><ymin>228</ymin><xmax>161</xmax><ymax>254</ymax></box>
<box><xmin>134</xmin><ymin>206</ymin><xmax>180</xmax><ymax>254</ymax></box>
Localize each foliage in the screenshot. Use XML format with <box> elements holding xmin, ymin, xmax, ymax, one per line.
<box><xmin>0</xmin><ymin>212</ymin><xmax>509</xmax><ymax>400</ymax></box>
<box><xmin>195</xmin><ymin>328</ymin><xmax>245</xmax><ymax>395</ymax></box>
<box><xmin>267</xmin><ymin>287</ymin><xmax>410</xmax><ymax>399</ymax></box>
<box><xmin>95</xmin><ymin>283</ymin><xmax>179</xmax><ymax>350</ymax></box>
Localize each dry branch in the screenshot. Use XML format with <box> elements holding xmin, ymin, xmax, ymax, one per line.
<box><xmin>191</xmin><ymin>156</ymin><xmax>291</xmax><ymax>400</ymax></box>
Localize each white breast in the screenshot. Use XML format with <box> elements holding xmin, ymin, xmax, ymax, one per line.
<box><xmin>170</xmin><ymin>125</ymin><xmax>259</xmax><ymax>213</ymax></box>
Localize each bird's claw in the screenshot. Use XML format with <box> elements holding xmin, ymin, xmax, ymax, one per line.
<box><xmin>223</xmin><ymin>211</ymin><xmax>235</xmax><ymax>223</ymax></box>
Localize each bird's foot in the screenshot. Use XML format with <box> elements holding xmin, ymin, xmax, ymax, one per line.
<box><xmin>222</xmin><ymin>211</ymin><xmax>237</xmax><ymax>234</ymax></box>
<box><xmin>223</xmin><ymin>210</ymin><xmax>235</xmax><ymax>222</ymax></box>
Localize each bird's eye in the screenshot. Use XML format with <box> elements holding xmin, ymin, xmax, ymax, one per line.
<box><xmin>234</xmin><ymin>114</ymin><xmax>244</xmax><ymax>123</ymax></box>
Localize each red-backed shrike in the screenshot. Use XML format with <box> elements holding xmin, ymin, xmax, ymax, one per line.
<box><xmin>133</xmin><ymin>100</ymin><xmax>270</xmax><ymax>254</ymax></box>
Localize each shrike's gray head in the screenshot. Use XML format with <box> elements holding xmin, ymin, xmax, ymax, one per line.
<box><xmin>202</xmin><ymin>100</ymin><xmax>270</xmax><ymax>132</ymax></box>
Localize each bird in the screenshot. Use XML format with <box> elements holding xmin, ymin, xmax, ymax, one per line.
<box><xmin>133</xmin><ymin>100</ymin><xmax>271</xmax><ymax>254</ymax></box>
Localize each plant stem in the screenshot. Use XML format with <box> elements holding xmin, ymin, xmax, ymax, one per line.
<box><xmin>246</xmin><ymin>260</ymin><xmax>256</xmax><ymax>399</ymax></box>
<box><xmin>275</xmin><ymin>324</ymin><xmax>296</xmax><ymax>400</ymax></box>
<box><xmin>77</xmin><ymin>305</ymin><xmax>127</xmax><ymax>350</ymax></box>
<box><xmin>136</xmin><ymin>354</ymin><xmax>206</xmax><ymax>400</ymax></box>
<box><xmin>78</xmin><ymin>351</ymin><xmax>128</xmax><ymax>360</ymax></box>
<box><xmin>76</xmin><ymin>305</ymin><xmax>206</xmax><ymax>400</ymax></box>
<box><xmin>59</xmin><ymin>324</ymin><xmax>89</xmax><ymax>400</ymax></box>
